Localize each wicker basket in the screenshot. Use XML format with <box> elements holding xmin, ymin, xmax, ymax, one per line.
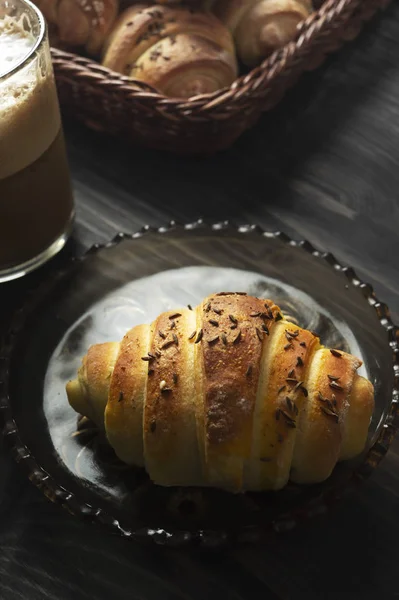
<box><xmin>52</xmin><ymin>0</ymin><xmax>390</xmax><ymax>154</ymax></box>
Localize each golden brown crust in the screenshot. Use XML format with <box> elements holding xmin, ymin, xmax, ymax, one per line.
<box><xmin>102</xmin><ymin>4</ymin><xmax>156</xmax><ymax>73</ymax></box>
<box><xmin>340</xmin><ymin>374</ymin><xmax>374</xmax><ymax>460</ymax></box>
<box><xmin>291</xmin><ymin>348</ymin><xmax>362</xmax><ymax>484</ymax></box>
<box><xmin>143</xmin><ymin>308</ymin><xmax>202</xmax><ymax>485</ymax></box>
<box><xmin>103</xmin><ymin>5</ymin><xmax>235</xmax><ymax>69</ymax></box>
<box><xmin>134</xmin><ymin>34</ymin><xmax>237</xmax><ymax>98</ymax></box>
<box><xmin>200</xmin><ymin>293</ymin><xmax>280</xmax><ymax>491</ymax></box>
<box><xmin>213</xmin><ymin>0</ymin><xmax>255</xmax><ymax>33</ymax></box>
<box><xmin>212</xmin><ymin>0</ymin><xmax>312</xmax><ymax>66</ymax></box>
<box><xmin>213</xmin><ymin>0</ymin><xmax>312</xmax><ymax>31</ymax></box>
<box><xmin>66</xmin><ymin>294</ymin><xmax>374</xmax><ymax>492</ymax></box>
<box><xmin>102</xmin><ymin>4</ymin><xmax>237</xmax><ymax>96</ymax></box>
<box><xmin>36</xmin><ymin>0</ymin><xmax>119</xmax><ymax>55</ymax></box>
<box><xmin>194</xmin><ymin>301</ymin><xmax>207</xmax><ymax>477</ymax></box>
<box><xmin>67</xmin><ymin>341</ymin><xmax>119</xmax><ymax>429</ymax></box>
<box><xmin>244</xmin><ymin>323</ymin><xmax>320</xmax><ymax>490</ymax></box>
<box><xmin>105</xmin><ymin>324</ymin><xmax>151</xmax><ymax>466</ymax></box>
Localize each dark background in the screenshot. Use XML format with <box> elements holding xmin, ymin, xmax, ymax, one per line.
<box><xmin>1</xmin><ymin>2</ymin><xmax>399</xmax><ymax>598</ymax></box>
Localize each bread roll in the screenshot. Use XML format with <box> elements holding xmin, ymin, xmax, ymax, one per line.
<box><xmin>210</xmin><ymin>0</ymin><xmax>313</xmax><ymax>66</ymax></box>
<box><xmin>35</xmin><ymin>0</ymin><xmax>119</xmax><ymax>55</ymax></box>
<box><xmin>67</xmin><ymin>293</ymin><xmax>374</xmax><ymax>492</ymax></box>
<box><xmin>102</xmin><ymin>4</ymin><xmax>238</xmax><ymax>97</ymax></box>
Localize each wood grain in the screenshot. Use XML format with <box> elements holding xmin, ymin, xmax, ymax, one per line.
<box><xmin>1</xmin><ymin>2</ymin><xmax>399</xmax><ymax>598</ymax></box>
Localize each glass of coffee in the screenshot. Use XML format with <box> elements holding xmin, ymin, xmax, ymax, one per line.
<box><xmin>0</xmin><ymin>0</ymin><xmax>74</xmax><ymax>283</ymax></box>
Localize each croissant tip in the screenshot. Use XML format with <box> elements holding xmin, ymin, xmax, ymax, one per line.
<box><xmin>66</xmin><ymin>378</ymin><xmax>81</xmax><ymax>407</ymax></box>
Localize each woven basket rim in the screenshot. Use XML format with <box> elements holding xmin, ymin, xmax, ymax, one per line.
<box><xmin>51</xmin><ymin>0</ymin><xmax>362</xmax><ymax>112</ymax></box>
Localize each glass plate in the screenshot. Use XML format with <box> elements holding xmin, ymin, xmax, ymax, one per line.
<box><xmin>1</xmin><ymin>222</ymin><xmax>398</xmax><ymax>548</ymax></box>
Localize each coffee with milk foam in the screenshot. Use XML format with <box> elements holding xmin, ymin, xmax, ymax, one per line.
<box><xmin>0</xmin><ymin>15</ymin><xmax>73</xmax><ymax>271</ymax></box>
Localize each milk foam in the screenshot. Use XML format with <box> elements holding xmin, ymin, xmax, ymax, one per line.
<box><xmin>0</xmin><ymin>18</ymin><xmax>61</xmax><ymax>180</ymax></box>
<box><xmin>0</xmin><ymin>17</ymin><xmax>35</xmax><ymax>76</ymax></box>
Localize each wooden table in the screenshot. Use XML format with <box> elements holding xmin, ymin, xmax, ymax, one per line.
<box><xmin>1</xmin><ymin>3</ymin><xmax>399</xmax><ymax>598</ymax></box>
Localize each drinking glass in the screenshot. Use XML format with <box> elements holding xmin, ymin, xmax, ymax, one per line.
<box><xmin>0</xmin><ymin>0</ymin><xmax>74</xmax><ymax>282</ymax></box>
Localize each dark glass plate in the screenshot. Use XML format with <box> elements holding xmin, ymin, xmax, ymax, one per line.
<box><xmin>1</xmin><ymin>222</ymin><xmax>398</xmax><ymax>548</ymax></box>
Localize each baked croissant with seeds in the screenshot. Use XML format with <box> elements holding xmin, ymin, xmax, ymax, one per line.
<box><xmin>209</xmin><ymin>0</ymin><xmax>313</xmax><ymax>66</ymax></box>
<box><xmin>66</xmin><ymin>293</ymin><xmax>374</xmax><ymax>492</ymax></box>
<box><xmin>35</xmin><ymin>0</ymin><xmax>119</xmax><ymax>55</ymax></box>
<box><xmin>101</xmin><ymin>4</ymin><xmax>238</xmax><ymax>97</ymax></box>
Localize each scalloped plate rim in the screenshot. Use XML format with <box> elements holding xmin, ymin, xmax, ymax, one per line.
<box><xmin>1</xmin><ymin>220</ymin><xmax>398</xmax><ymax>548</ymax></box>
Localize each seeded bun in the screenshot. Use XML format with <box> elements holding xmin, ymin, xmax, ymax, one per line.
<box><xmin>102</xmin><ymin>4</ymin><xmax>238</xmax><ymax>97</ymax></box>
<box><xmin>66</xmin><ymin>293</ymin><xmax>374</xmax><ymax>492</ymax></box>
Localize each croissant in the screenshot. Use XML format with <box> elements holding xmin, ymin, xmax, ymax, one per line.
<box><xmin>66</xmin><ymin>293</ymin><xmax>374</xmax><ymax>492</ymax></box>
<box><xmin>35</xmin><ymin>0</ymin><xmax>119</xmax><ymax>55</ymax></box>
<box><xmin>101</xmin><ymin>4</ymin><xmax>238</xmax><ymax>97</ymax></box>
<box><xmin>210</xmin><ymin>0</ymin><xmax>313</xmax><ymax>66</ymax></box>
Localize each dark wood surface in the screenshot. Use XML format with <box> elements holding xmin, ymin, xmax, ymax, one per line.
<box><xmin>2</xmin><ymin>4</ymin><xmax>399</xmax><ymax>598</ymax></box>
